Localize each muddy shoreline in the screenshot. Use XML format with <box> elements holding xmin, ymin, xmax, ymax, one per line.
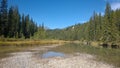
<box><xmin>0</xmin><ymin>45</ymin><xmax>114</xmax><ymax>68</ymax></box>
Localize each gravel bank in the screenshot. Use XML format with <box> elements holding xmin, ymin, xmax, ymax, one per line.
<box><xmin>0</xmin><ymin>51</ymin><xmax>114</xmax><ymax>68</ymax></box>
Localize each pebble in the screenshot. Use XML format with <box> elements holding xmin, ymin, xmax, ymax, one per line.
<box><xmin>0</xmin><ymin>52</ymin><xmax>114</xmax><ymax>68</ymax></box>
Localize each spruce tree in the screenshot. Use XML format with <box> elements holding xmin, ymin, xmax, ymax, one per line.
<box><xmin>8</xmin><ymin>6</ymin><xmax>14</xmax><ymax>37</ymax></box>
<box><xmin>24</xmin><ymin>15</ymin><xmax>30</xmax><ymax>38</ymax></box>
<box><xmin>0</xmin><ymin>0</ymin><xmax>8</xmax><ymax>37</ymax></box>
<box><xmin>21</xmin><ymin>14</ymin><xmax>25</xmax><ymax>38</ymax></box>
<box><xmin>103</xmin><ymin>2</ymin><xmax>112</xmax><ymax>42</ymax></box>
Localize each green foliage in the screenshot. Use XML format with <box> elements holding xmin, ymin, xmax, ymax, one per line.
<box><xmin>47</xmin><ymin>3</ymin><xmax>120</xmax><ymax>43</ymax></box>
<box><xmin>33</xmin><ymin>23</ymin><xmax>46</xmax><ymax>39</ymax></box>
<box><xmin>102</xmin><ymin>3</ymin><xmax>113</xmax><ymax>42</ymax></box>
<box><xmin>0</xmin><ymin>0</ymin><xmax>38</xmax><ymax>39</ymax></box>
<box><xmin>0</xmin><ymin>0</ymin><xmax>120</xmax><ymax>42</ymax></box>
<box><xmin>8</xmin><ymin>6</ymin><xmax>20</xmax><ymax>38</ymax></box>
<box><xmin>0</xmin><ymin>0</ymin><xmax>8</xmax><ymax>37</ymax></box>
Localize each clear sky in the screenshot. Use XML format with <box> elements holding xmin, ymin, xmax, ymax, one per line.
<box><xmin>7</xmin><ymin>0</ymin><xmax>120</xmax><ymax>29</ymax></box>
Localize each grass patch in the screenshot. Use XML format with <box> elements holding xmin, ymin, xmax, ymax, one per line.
<box><xmin>0</xmin><ymin>45</ymin><xmax>31</xmax><ymax>58</ymax></box>
<box><xmin>52</xmin><ymin>43</ymin><xmax>120</xmax><ymax>67</ymax></box>
<box><xmin>0</xmin><ymin>39</ymin><xmax>69</xmax><ymax>58</ymax></box>
<box><xmin>0</xmin><ymin>40</ymin><xmax>69</xmax><ymax>46</ymax></box>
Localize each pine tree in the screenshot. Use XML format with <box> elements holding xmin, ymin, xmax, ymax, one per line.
<box><xmin>21</xmin><ymin>14</ymin><xmax>25</xmax><ymax>38</ymax></box>
<box><xmin>0</xmin><ymin>10</ymin><xmax>1</xmax><ymax>36</ymax></box>
<box><xmin>8</xmin><ymin>6</ymin><xmax>14</xmax><ymax>37</ymax></box>
<box><xmin>0</xmin><ymin>0</ymin><xmax>38</xmax><ymax>39</ymax></box>
<box><xmin>112</xmin><ymin>9</ymin><xmax>120</xmax><ymax>42</ymax></box>
<box><xmin>29</xmin><ymin>19</ymin><xmax>37</xmax><ymax>36</ymax></box>
<box><xmin>14</xmin><ymin>7</ymin><xmax>20</xmax><ymax>38</ymax></box>
<box><xmin>93</xmin><ymin>12</ymin><xmax>97</xmax><ymax>41</ymax></box>
<box><xmin>24</xmin><ymin>15</ymin><xmax>30</xmax><ymax>38</ymax></box>
<box><xmin>18</xmin><ymin>14</ymin><xmax>22</xmax><ymax>38</ymax></box>
<box><xmin>97</xmin><ymin>13</ymin><xmax>102</xmax><ymax>41</ymax></box>
<box><xmin>88</xmin><ymin>17</ymin><xmax>94</xmax><ymax>41</ymax></box>
<box><xmin>8</xmin><ymin>6</ymin><xmax>20</xmax><ymax>38</ymax></box>
<box><xmin>0</xmin><ymin>0</ymin><xmax>8</xmax><ymax>37</ymax></box>
<box><xmin>102</xmin><ymin>2</ymin><xmax>112</xmax><ymax>42</ymax></box>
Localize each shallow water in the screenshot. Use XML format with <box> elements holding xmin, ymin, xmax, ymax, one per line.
<box><xmin>0</xmin><ymin>43</ymin><xmax>81</xmax><ymax>59</ymax></box>
<box><xmin>0</xmin><ymin>43</ymin><xmax>119</xmax><ymax>67</ymax></box>
<box><xmin>40</xmin><ymin>43</ymin><xmax>81</xmax><ymax>58</ymax></box>
<box><xmin>42</xmin><ymin>51</ymin><xmax>65</xmax><ymax>58</ymax></box>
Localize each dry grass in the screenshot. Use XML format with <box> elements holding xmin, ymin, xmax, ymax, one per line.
<box><xmin>0</xmin><ymin>38</ymin><xmax>69</xmax><ymax>59</ymax></box>
<box><xmin>0</xmin><ymin>39</ymin><xmax>69</xmax><ymax>46</ymax></box>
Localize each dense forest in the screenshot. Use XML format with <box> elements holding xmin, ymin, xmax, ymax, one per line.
<box><xmin>0</xmin><ymin>0</ymin><xmax>120</xmax><ymax>43</ymax></box>
<box><xmin>47</xmin><ymin>3</ymin><xmax>120</xmax><ymax>43</ymax></box>
<box><xmin>0</xmin><ymin>0</ymin><xmax>38</xmax><ymax>38</ymax></box>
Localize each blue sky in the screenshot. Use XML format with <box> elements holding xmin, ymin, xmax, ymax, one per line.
<box><xmin>7</xmin><ymin>0</ymin><xmax>120</xmax><ymax>29</ymax></box>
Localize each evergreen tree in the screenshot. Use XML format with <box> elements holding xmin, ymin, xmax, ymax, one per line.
<box><xmin>8</xmin><ymin>6</ymin><xmax>20</xmax><ymax>38</ymax></box>
<box><xmin>93</xmin><ymin>12</ymin><xmax>97</xmax><ymax>41</ymax></box>
<box><xmin>0</xmin><ymin>0</ymin><xmax>38</xmax><ymax>39</ymax></box>
<box><xmin>0</xmin><ymin>9</ymin><xmax>1</xmax><ymax>36</ymax></box>
<box><xmin>24</xmin><ymin>15</ymin><xmax>30</xmax><ymax>38</ymax></box>
<box><xmin>14</xmin><ymin>7</ymin><xmax>20</xmax><ymax>38</ymax></box>
<box><xmin>102</xmin><ymin>3</ymin><xmax>112</xmax><ymax>42</ymax></box>
<box><xmin>18</xmin><ymin>14</ymin><xmax>22</xmax><ymax>38</ymax></box>
<box><xmin>97</xmin><ymin>13</ymin><xmax>103</xmax><ymax>41</ymax></box>
<box><xmin>0</xmin><ymin>0</ymin><xmax>8</xmax><ymax>37</ymax></box>
<box><xmin>88</xmin><ymin>17</ymin><xmax>94</xmax><ymax>41</ymax></box>
<box><xmin>112</xmin><ymin>9</ymin><xmax>120</xmax><ymax>42</ymax></box>
<box><xmin>8</xmin><ymin>6</ymin><xmax>14</xmax><ymax>37</ymax></box>
<box><xmin>21</xmin><ymin>14</ymin><xmax>25</xmax><ymax>38</ymax></box>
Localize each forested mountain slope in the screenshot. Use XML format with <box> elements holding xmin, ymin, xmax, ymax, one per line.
<box><xmin>47</xmin><ymin>3</ymin><xmax>120</xmax><ymax>43</ymax></box>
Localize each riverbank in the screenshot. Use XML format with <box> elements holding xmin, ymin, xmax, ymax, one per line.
<box><xmin>0</xmin><ymin>38</ymin><xmax>119</xmax><ymax>49</ymax></box>
<box><xmin>76</xmin><ymin>41</ymin><xmax>120</xmax><ymax>49</ymax></box>
<box><xmin>0</xmin><ymin>40</ymin><xmax>65</xmax><ymax>59</ymax></box>
<box><xmin>51</xmin><ymin>43</ymin><xmax>120</xmax><ymax>67</ymax></box>
<box><xmin>0</xmin><ymin>39</ymin><xmax>69</xmax><ymax>46</ymax></box>
<box><xmin>0</xmin><ymin>40</ymin><xmax>120</xmax><ymax>67</ymax></box>
<box><xmin>0</xmin><ymin>45</ymin><xmax>114</xmax><ymax>68</ymax></box>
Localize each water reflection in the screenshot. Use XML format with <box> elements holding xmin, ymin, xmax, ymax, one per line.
<box><xmin>42</xmin><ymin>51</ymin><xmax>65</xmax><ymax>58</ymax></box>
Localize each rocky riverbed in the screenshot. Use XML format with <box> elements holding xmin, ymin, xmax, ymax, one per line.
<box><xmin>0</xmin><ymin>45</ymin><xmax>114</xmax><ymax>68</ymax></box>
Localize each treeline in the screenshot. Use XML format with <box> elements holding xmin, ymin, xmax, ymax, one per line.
<box><xmin>0</xmin><ymin>0</ymin><xmax>38</xmax><ymax>38</ymax></box>
<box><xmin>0</xmin><ymin>0</ymin><xmax>120</xmax><ymax>42</ymax></box>
<box><xmin>47</xmin><ymin>3</ymin><xmax>120</xmax><ymax>43</ymax></box>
